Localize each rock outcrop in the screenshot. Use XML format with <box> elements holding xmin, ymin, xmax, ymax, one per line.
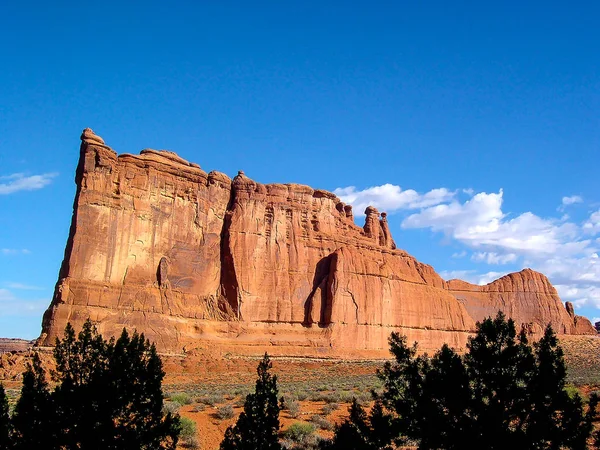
<box><xmin>38</xmin><ymin>129</ymin><xmax>595</xmax><ymax>356</ymax></box>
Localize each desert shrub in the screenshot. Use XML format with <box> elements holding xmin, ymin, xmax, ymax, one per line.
<box><xmin>354</xmin><ymin>391</ymin><xmax>372</xmax><ymax>406</ymax></box>
<box><xmin>171</xmin><ymin>392</ymin><xmax>194</xmax><ymax>406</ymax></box>
<box><xmin>325</xmin><ymin>392</ymin><xmax>342</xmax><ymax>403</ymax></box>
<box><xmin>296</xmin><ymin>391</ymin><xmax>308</xmax><ymax>401</ymax></box>
<box><xmin>163</xmin><ymin>401</ymin><xmax>181</xmax><ymax>415</ymax></box>
<box><xmin>322</xmin><ymin>403</ymin><xmax>339</xmax><ymax>415</ymax></box>
<box><xmin>198</xmin><ymin>393</ymin><xmax>225</xmax><ymax>406</ymax></box>
<box><xmin>178</xmin><ymin>416</ymin><xmax>198</xmax><ymax>448</ymax></box>
<box><xmin>283</xmin><ymin>422</ymin><xmax>316</xmax><ymax>443</ymax></box>
<box><xmin>565</xmin><ymin>384</ymin><xmax>588</xmax><ymax>401</ymax></box>
<box><xmin>310</xmin><ymin>414</ymin><xmax>334</xmax><ymax>431</ymax></box>
<box><xmin>279</xmin><ymin>394</ymin><xmax>295</xmax><ymax>410</ymax></box>
<box><xmin>338</xmin><ymin>390</ymin><xmax>354</xmax><ymax>403</ymax></box>
<box><xmin>284</xmin><ymin>399</ymin><xmax>301</xmax><ymax>418</ymax></box>
<box><xmin>217</xmin><ymin>404</ymin><xmax>235</xmax><ymax>420</ymax></box>
<box><xmin>182</xmin><ymin>435</ymin><xmax>201</xmax><ymax>449</ymax></box>
<box><xmin>191</xmin><ymin>403</ymin><xmax>206</xmax><ymax>413</ymax></box>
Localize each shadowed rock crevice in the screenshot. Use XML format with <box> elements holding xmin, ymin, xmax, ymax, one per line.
<box><xmin>303</xmin><ymin>254</ymin><xmax>334</xmax><ymax>327</ymax></box>
<box><xmin>219</xmin><ymin>196</ymin><xmax>240</xmax><ymax>319</ymax></box>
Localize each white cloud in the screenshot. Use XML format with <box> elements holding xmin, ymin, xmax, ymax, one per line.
<box><xmin>402</xmin><ymin>190</ymin><xmax>589</xmax><ymax>257</ymax></box>
<box><xmin>583</xmin><ymin>210</ymin><xmax>600</xmax><ymax>235</ymax></box>
<box><xmin>0</xmin><ymin>289</ymin><xmax>15</xmax><ymax>301</ymax></box>
<box><xmin>0</xmin><ymin>287</ymin><xmax>48</xmax><ymax>315</ymax></box>
<box><xmin>562</xmin><ymin>195</ymin><xmax>583</xmax><ymax>206</ymax></box>
<box><xmin>452</xmin><ymin>251</ymin><xmax>467</xmax><ymax>258</ymax></box>
<box><xmin>472</xmin><ymin>252</ymin><xmax>518</xmax><ymax>265</ymax></box>
<box><xmin>5</xmin><ymin>282</ymin><xmax>44</xmax><ymax>290</ymax></box>
<box><xmin>0</xmin><ymin>172</ymin><xmax>57</xmax><ymax>195</ymax></box>
<box><xmin>334</xmin><ymin>184</ymin><xmax>455</xmax><ymax>216</ymax></box>
<box><xmin>439</xmin><ymin>269</ymin><xmax>507</xmax><ymax>286</ymax></box>
<box><xmin>1</xmin><ymin>248</ymin><xmax>31</xmax><ymax>255</ymax></box>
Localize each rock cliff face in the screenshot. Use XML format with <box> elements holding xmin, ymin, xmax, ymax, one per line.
<box><xmin>38</xmin><ymin>130</ymin><xmax>595</xmax><ymax>356</ymax></box>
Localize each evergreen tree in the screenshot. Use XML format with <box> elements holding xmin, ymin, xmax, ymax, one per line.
<box><xmin>52</xmin><ymin>320</ymin><xmax>112</xmax><ymax>448</ymax></box>
<box><xmin>220</xmin><ymin>353</ymin><xmax>281</xmax><ymax>450</ymax></box>
<box><xmin>9</xmin><ymin>320</ymin><xmax>180</xmax><ymax>450</ymax></box>
<box><xmin>54</xmin><ymin>321</ymin><xmax>180</xmax><ymax>449</ymax></box>
<box><xmin>353</xmin><ymin>312</ymin><xmax>598</xmax><ymax>450</ymax></box>
<box><xmin>107</xmin><ymin>328</ymin><xmax>180</xmax><ymax>449</ymax></box>
<box><xmin>322</xmin><ymin>399</ymin><xmax>394</xmax><ymax>450</ymax></box>
<box><xmin>419</xmin><ymin>344</ymin><xmax>472</xmax><ymax>450</ymax></box>
<box><xmin>464</xmin><ymin>313</ymin><xmax>535</xmax><ymax>449</ymax></box>
<box><xmin>11</xmin><ymin>353</ymin><xmax>54</xmax><ymax>450</ymax></box>
<box><xmin>323</xmin><ymin>399</ymin><xmax>371</xmax><ymax>450</ymax></box>
<box><xmin>0</xmin><ymin>383</ymin><xmax>12</xmax><ymax>449</ymax></box>
<box><xmin>526</xmin><ymin>324</ymin><xmax>575</xmax><ymax>449</ymax></box>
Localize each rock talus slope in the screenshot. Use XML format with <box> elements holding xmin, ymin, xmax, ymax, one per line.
<box><xmin>39</xmin><ymin>130</ymin><xmax>595</xmax><ymax>356</ymax></box>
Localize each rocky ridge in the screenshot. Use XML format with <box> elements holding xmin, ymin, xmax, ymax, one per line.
<box><xmin>38</xmin><ymin>129</ymin><xmax>595</xmax><ymax>357</ymax></box>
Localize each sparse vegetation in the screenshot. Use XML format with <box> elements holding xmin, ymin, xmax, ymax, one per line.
<box><xmin>282</xmin><ymin>398</ymin><xmax>301</xmax><ymax>418</ymax></box>
<box><xmin>309</xmin><ymin>414</ymin><xmax>334</xmax><ymax>431</ymax></box>
<box><xmin>197</xmin><ymin>393</ymin><xmax>225</xmax><ymax>406</ymax></box>
<box><xmin>321</xmin><ymin>403</ymin><xmax>339</xmax><ymax>416</ymax></box>
<box><xmin>282</xmin><ymin>422</ymin><xmax>317</xmax><ymax>447</ymax></box>
<box><xmin>179</xmin><ymin>416</ymin><xmax>199</xmax><ymax>448</ymax></box>
<box><xmin>170</xmin><ymin>392</ymin><xmax>194</xmax><ymax>406</ymax></box>
<box><xmin>217</xmin><ymin>404</ymin><xmax>235</xmax><ymax>420</ymax></box>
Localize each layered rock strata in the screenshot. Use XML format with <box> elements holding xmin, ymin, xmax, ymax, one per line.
<box><xmin>39</xmin><ymin>129</ymin><xmax>595</xmax><ymax>356</ymax></box>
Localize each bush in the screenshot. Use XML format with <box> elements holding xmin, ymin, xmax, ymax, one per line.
<box><xmin>191</xmin><ymin>403</ymin><xmax>206</xmax><ymax>413</ymax></box>
<box><xmin>284</xmin><ymin>399</ymin><xmax>301</xmax><ymax>418</ymax></box>
<box><xmin>296</xmin><ymin>391</ymin><xmax>308</xmax><ymax>401</ymax></box>
<box><xmin>310</xmin><ymin>414</ymin><xmax>334</xmax><ymax>431</ymax></box>
<box><xmin>198</xmin><ymin>393</ymin><xmax>225</xmax><ymax>406</ymax></box>
<box><xmin>217</xmin><ymin>404</ymin><xmax>235</xmax><ymax>420</ymax></box>
<box><xmin>171</xmin><ymin>392</ymin><xmax>194</xmax><ymax>406</ymax></box>
<box><xmin>283</xmin><ymin>422</ymin><xmax>316</xmax><ymax>443</ymax></box>
<box><xmin>163</xmin><ymin>401</ymin><xmax>181</xmax><ymax>415</ymax></box>
<box><xmin>182</xmin><ymin>435</ymin><xmax>201</xmax><ymax>449</ymax></box>
<box><xmin>179</xmin><ymin>416</ymin><xmax>197</xmax><ymax>441</ymax></box>
<box><xmin>322</xmin><ymin>403</ymin><xmax>339</xmax><ymax>415</ymax></box>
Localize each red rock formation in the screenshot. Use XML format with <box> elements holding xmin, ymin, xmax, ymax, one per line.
<box><xmin>447</xmin><ymin>270</ymin><xmax>594</xmax><ymax>335</ymax></box>
<box><xmin>38</xmin><ymin>129</ymin><xmax>595</xmax><ymax>356</ymax></box>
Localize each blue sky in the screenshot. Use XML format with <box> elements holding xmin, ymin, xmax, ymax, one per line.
<box><xmin>1</xmin><ymin>1</ymin><xmax>599</xmax><ymax>339</ymax></box>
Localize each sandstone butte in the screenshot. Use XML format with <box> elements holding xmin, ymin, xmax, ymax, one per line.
<box><xmin>37</xmin><ymin>129</ymin><xmax>595</xmax><ymax>358</ymax></box>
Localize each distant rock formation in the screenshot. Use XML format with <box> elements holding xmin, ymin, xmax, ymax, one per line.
<box><xmin>0</xmin><ymin>338</ymin><xmax>34</xmax><ymax>353</ymax></box>
<box><xmin>38</xmin><ymin>129</ymin><xmax>595</xmax><ymax>357</ymax></box>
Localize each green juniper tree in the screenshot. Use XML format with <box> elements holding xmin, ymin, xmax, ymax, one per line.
<box><xmin>106</xmin><ymin>328</ymin><xmax>180</xmax><ymax>449</ymax></box>
<box><xmin>9</xmin><ymin>320</ymin><xmax>180</xmax><ymax>450</ymax></box>
<box><xmin>463</xmin><ymin>313</ymin><xmax>536</xmax><ymax>449</ymax></box>
<box><xmin>0</xmin><ymin>383</ymin><xmax>11</xmax><ymax>449</ymax></box>
<box><xmin>11</xmin><ymin>353</ymin><xmax>54</xmax><ymax>450</ymax></box>
<box><xmin>220</xmin><ymin>353</ymin><xmax>281</xmax><ymax>450</ymax></box>
<box><xmin>321</xmin><ymin>399</ymin><xmax>394</xmax><ymax>450</ymax></box>
<box><xmin>326</xmin><ymin>312</ymin><xmax>598</xmax><ymax>450</ymax></box>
